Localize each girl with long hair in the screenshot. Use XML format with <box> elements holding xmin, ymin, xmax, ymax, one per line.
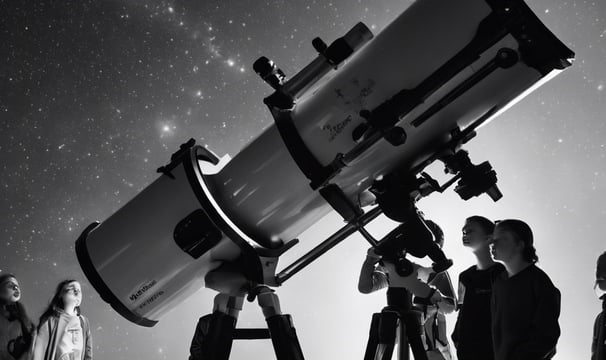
<box><xmin>0</xmin><ymin>273</ymin><xmax>35</xmax><ymax>360</ymax></box>
<box><xmin>33</xmin><ymin>280</ymin><xmax>92</xmax><ymax>360</ymax></box>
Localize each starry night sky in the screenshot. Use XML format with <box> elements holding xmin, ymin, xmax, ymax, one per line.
<box><xmin>1</xmin><ymin>0</ymin><xmax>605</xmax><ymax>359</ymax></box>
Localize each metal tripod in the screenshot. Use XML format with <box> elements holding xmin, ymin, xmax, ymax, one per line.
<box><xmin>197</xmin><ymin>287</ymin><xmax>305</xmax><ymax>360</ymax></box>
<box><xmin>364</xmin><ymin>291</ymin><xmax>428</xmax><ymax>360</ymax></box>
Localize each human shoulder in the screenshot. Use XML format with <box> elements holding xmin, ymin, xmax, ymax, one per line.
<box><xmin>487</xmin><ymin>263</ymin><xmax>506</xmax><ymax>282</ymax></box>
<box><xmin>78</xmin><ymin>314</ymin><xmax>90</xmax><ymax>330</ymax></box>
<box><xmin>595</xmin><ymin>309</ymin><xmax>606</xmax><ymax>324</ymax></box>
<box><xmin>38</xmin><ymin>314</ymin><xmax>58</xmax><ymax>328</ymax></box>
<box><xmin>521</xmin><ymin>264</ymin><xmax>548</xmax><ymax>280</ymax></box>
<box><xmin>459</xmin><ymin>264</ymin><xmax>503</xmax><ymax>281</ymax></box>
<box><xmin>459</xmin><ymin>265</ymin><xmax>477</xmax><ymax>279</ymax></box>
<box><xmin>489</xmin><ymin>263</ymin><xmax>506</xmax><ymax>273</ymax></box>
<box><xmin>527</xmin><ymin>265</ymin><xmax>559</xmax><ymax>290</ymax></box>
<box><xmin>197</xmin><ymin>314</ymin><xmax>213</xmax><ymax>328</ymax></box>
<box><xmin>36</xmin><ymin>316</ymin><xmax>56</xmax><ymax>338</ymax></box>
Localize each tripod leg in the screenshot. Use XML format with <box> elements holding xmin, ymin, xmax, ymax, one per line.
<box><xmin>266</xmin><ymin>315</ymin><xmax>305</xmax><ymax>360</ymax></box>
<box><xmin>364</xmin><ymin>313</ymin><xmax>381</xmax><ymax>360</ymax></box>
<box><xmin>199</xmin><ymin>294</ymin><xmax>244</xmax><ymax>360</ymax></box>
<box><xmin>363</xmin><ymin>310</ymin><xmax>398</xmax><ymax>360</ymax></box>
<box><xmin>397</xmin><ymin>317</ymin><xmax>410</xmax><ymax>360</ymax></box>
<box><xmin>376</xmin><ymin>311</ymin><xmax>398</xmax><ymax>360</ymax></box>
<box><xmin>400</xmin><ymin>311</ymin><xmax>428</xmax><ymax>360</ymax></box>
<box><xmin>257</xmin><ymin>287</ymin><xmax>305</xmax><ymax>360</ymax></box>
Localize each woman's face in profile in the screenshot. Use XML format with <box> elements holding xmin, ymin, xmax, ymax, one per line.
<box><xmin>0</xmin><ymin>277</ymin><xmax>21</xmax><ymax>303</ymax></box>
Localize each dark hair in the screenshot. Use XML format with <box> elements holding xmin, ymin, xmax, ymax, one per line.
<box><xmin>0</xmin><ymin>273</ymin><xmax>18</xmax><ymax>306</ymax></box>
<box><xmin>0</xmin><ymin>273</ymin><xmax>35</xmax><ymax>336</ymax></box>
<box><xmin>0</xmin><ymin>273</ymin><xmax>17</xmax><ymax>291</ymax></box>
<box><xmin>597</xmin><ymin>251</ymin><xmax>606</xmax><ymax>278</ymax></box>
<box><xmin>466</xmin><ymin>215</ymin><xmax>495</xmax><ymax>235</ymax></box>
<box><xmin>495</xmin><ymin>219</ymin><xmax>538</xmax><ymax>263</ymax></box>
<box><xmin>38</xmin><ymin>279</ymin><xmax>81</xmax><ymax>330</ymax></box>
<box><xmin>424</xmin><ymin>219</ymin><xmax>444</xmax><ymax>248</ymax></box>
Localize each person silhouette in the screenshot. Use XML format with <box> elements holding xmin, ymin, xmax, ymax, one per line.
<box><xmin>592</xmin><ymin>251</ymin><xmax>606</xmax><ymax>360</ymax></box>
<box><xmin>489</xmin><ymin>219</ymin><xmax>560</xmax><ymax>360</ymax></box>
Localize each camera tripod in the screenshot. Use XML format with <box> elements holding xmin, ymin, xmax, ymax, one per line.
<box><xmin>364</xmin><ymin>288</ymin><xmax>428</xmax><ymax>360</ymax></box>
<box><xmin>195</xmin><ymin>287</ymin><xmax>305</xmax><ymax>360</ymax></box>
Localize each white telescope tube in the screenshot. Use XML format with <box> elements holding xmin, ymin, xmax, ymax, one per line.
<box><xmin>76</xmin><ymin>0</ymin><xmax>574</xmax><ymax>326</ymax></box>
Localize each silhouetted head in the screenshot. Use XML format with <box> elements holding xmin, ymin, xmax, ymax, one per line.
<box><xmin>462</xmin><ymin>216</ymin><xmax>495</xmax><ymax>251</ymax></box>
<box><xmin>491</xmin><ymin>219</ymin><xmax>538</xmax><ymax>264</ymax></box>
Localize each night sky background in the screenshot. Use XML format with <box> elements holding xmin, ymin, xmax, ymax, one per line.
<box><xmin>1</xmin><ymin>0</ymin><xmax>605</xmax><ymax>359</ymax></box>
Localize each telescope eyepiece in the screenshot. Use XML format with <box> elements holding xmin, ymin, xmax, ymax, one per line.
<box><xmin>253</xmin><ymin>56</ymin><xmax>286</xmax><ymax>90</ymax></box>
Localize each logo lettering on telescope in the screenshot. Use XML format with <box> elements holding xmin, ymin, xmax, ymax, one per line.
<box><xmin>322</xmin><ymin>115</ymin><xmax>353</xmax><ymax>142</ymax></box>
<box><xmin>138</xmin><ymin>290</ymin><xmax>165</xmax><ymax>310</ymax></box>
<box><xmin>335</xmin><ymin>78</ymin><xmax>376</xmax><ymax>108</ymax></box>
<box><xmin>129</xmin><ymin>280</ymin><xmax>157</xmax><ymax>302</ymax></box>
